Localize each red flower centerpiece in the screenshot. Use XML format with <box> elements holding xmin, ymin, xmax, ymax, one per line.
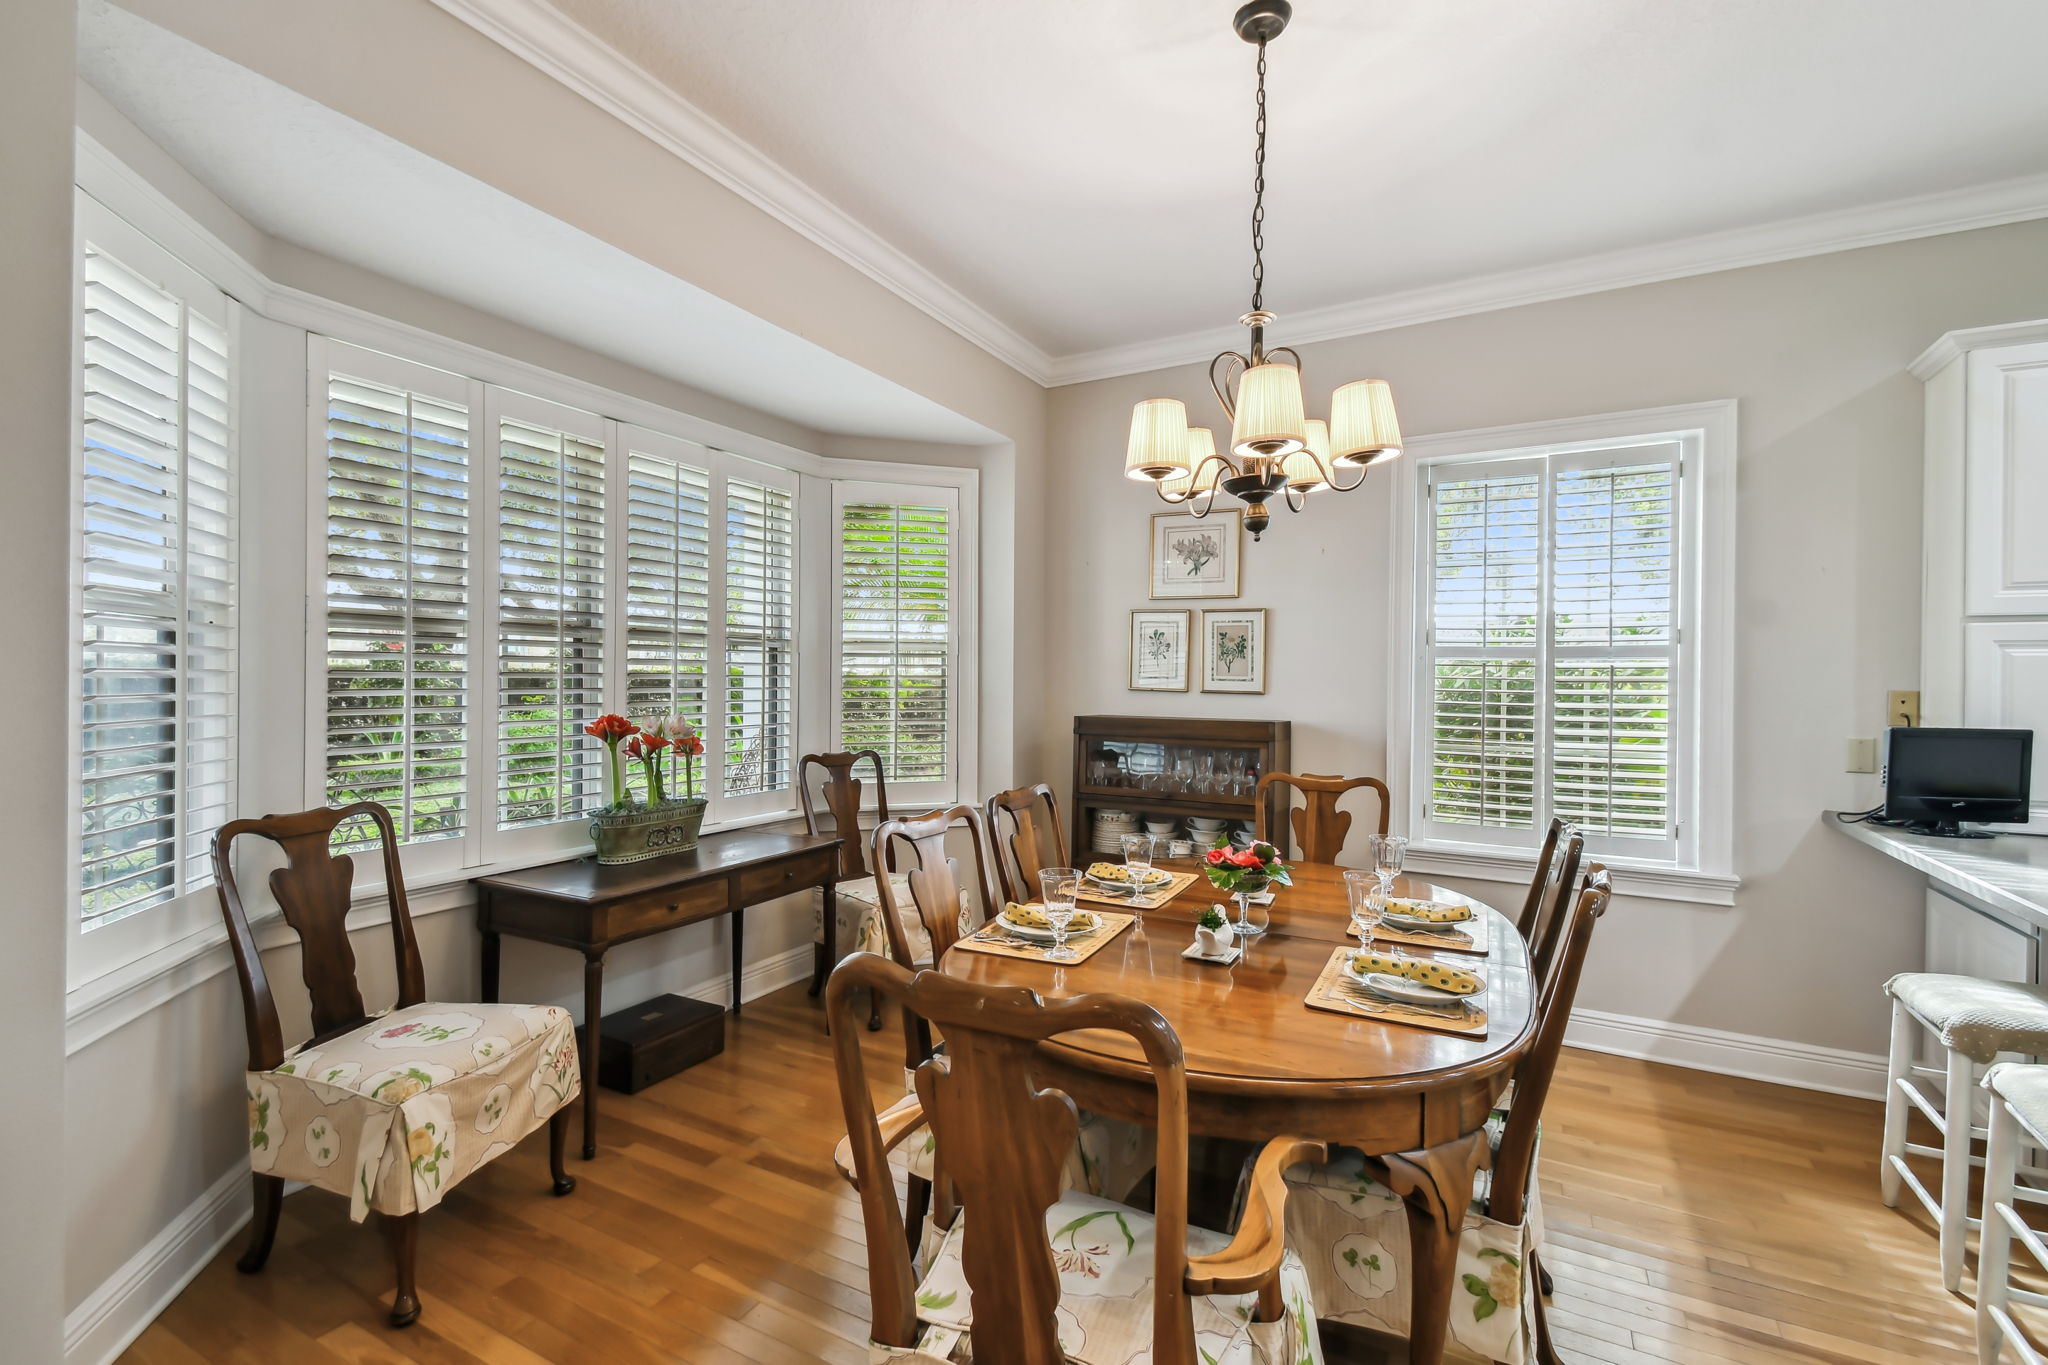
<box><xmin>1203</xmin><ymin>835</ymin><xmax>1290</xmax><ymax>938</ymax></box>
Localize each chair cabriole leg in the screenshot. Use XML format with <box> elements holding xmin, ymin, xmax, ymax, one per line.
<box><xmin>236</xmin><ymin>1173</ymin><xmax>284</xmax><ymax>1274</ymax></box>
<box><xmin>383</xmin><ymin>1211</ymin><xmax>421</xmax><ymax>1327</ymax></box>
<box><xmin>549</xmin><ymin>1108</ymin><xmax>576</xmax><ymax>1196</ymax></box>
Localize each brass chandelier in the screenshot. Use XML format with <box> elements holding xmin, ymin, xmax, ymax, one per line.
<box><xmin>1123</xmin><ymin>0</ymin><xmax>1403</xmax><ymax>541</ymax></box>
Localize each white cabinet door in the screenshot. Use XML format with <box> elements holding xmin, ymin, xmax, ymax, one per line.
<box><xmin>1966</xmin><ymin>341</ymin><xmax>2048</xmax><ymax>615</ymax></box>
<box><xmin>1925</xmin><ymin>889</ymin><xmax>2036</xmax><ymax>983</ymax></box>
<box><xmin>1965</xmin><ymin>619</ymin><xmax>2048</xmax><ymax>829</ymax></box>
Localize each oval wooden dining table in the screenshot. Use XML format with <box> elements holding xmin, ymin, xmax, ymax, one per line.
<box><xmin>937</xmin><ymin>860</ymin><xmax>1538</xmax><ymax>1365</ymax></box>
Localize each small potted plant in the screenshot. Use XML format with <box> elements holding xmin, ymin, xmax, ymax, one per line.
<box><xmin>1203</xmin><ymin>835</ymin><xmax>1291</xmax><ymax>937</ymax></box>
<box><xmin>1194</xmin><ymin>903</ymin><xmax>1236</xmax><ymax>958</ymax></box>
<box><xmin>585</xmin><ymin>711</ymin><xmax>709</xmax><ymax>864</ymax></box>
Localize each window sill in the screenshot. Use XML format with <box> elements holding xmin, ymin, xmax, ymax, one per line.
<box><xmin>1404</xmin><ymin>845</ymin><xmax>1740</xmax><ymax>907</ymax></box>
<box><xmin>63</xmin><ymin>807</ymin><xmax>804</xmax><ymax>1056</ymax></box>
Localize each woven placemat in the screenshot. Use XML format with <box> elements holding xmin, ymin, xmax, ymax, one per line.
<box><xmin>1075</xmin><ymin>869</ymin><xmax>1201</xmax><ymax>911</ymax></box>
<box><xmin>1367</xmin><ymin>911</ymin><xmax>1490</xmax><ymax>956</ymax></box>
<box><xmin>952</xmin><ymin>910</ymin><xmax>1137</xmax><ymax>965</ymax></box>
<box><xmin>1304</xmin><ymin>945</ymin><xmax>1489</xmax><ymax>1038</ymax></box>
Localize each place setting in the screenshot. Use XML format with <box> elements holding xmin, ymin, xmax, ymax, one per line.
<box><xmin>1072</xmin><ymin>836</ymin><xmax>1201</xmax><ymax>910</ymax></box>
<box><xmin>1304</xmin><ymin>943</ymin><xmax>1491</xmax><ymax>1037</ymax></box>
<box><xmin>955</xmin><ymin>868</ymin><xmax>1136</xmax><ymax>965</ymax></box>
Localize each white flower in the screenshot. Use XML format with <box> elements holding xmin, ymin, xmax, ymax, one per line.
<box><xmin>650</xmin><ymin>712</ymin><xmax>698</xmax><ymax>745</ymax></box>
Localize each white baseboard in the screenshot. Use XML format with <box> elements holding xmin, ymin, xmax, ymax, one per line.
<box><xmin>1565</xmin><ymin>1007</ymin><xmax>1888</xmax><ymax>1101</ymax></box>
<box><xmin>64</xmin><ymin>1163</ymin><xmax>250</xmax><ymax>1365</ymax></box>
<box><xmin>62</xmin><ymin>943</ymin><xmax>816</xmax><ymax>1364</ymax></box>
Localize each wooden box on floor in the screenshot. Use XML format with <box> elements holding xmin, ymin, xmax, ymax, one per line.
<box><xmin>598</xmin><ymin>992</ymin><xmax>726</xmax><ymax>1093</ymax></box>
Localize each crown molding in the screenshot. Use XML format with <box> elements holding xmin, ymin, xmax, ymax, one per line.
<box><xmin>424</xmin><ymin>0</ymin><xmax>1055</xmax><ymax>386</ymax></box>
<box><xmin>1911</xmin><ymin>316</ymin><xmax>2048</xmax><ymax>379</ymax></box>
<box><xmin>1047</xmin><ymin>170</ymin><xmax>2048</xmax><ymax>386</ymax></box>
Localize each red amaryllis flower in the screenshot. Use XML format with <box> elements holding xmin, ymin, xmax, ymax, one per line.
<box><xmin>622</xmin><ymin>735</ymin><xmax>648</xmax><ymax>761</ymax></box>
<box><xmin>676</xmin><ymin>734</ymin><xmax>705</xmax><ymax>756</ymax></box>
<box><xmin>584</xmin><ymin>713</ymin><xmax>636</xmax><ymax>742</ymax></box>
<box><xmin>639</xmin><ymin>732</ymin><xmax>672</xmax><ymax>753</ymax></box>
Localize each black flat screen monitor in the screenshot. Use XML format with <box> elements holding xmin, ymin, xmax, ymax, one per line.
<box><xmin>1883</xmin><ymin>727</ymin><xmax>2033</xmax><ymax>836</ymax></box>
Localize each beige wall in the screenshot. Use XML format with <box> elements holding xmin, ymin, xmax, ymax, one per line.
<box><xmin>1045</xmin><ymin>218</ymin><xmax>2048</xmax><ymax>1059</ymax></box>
<box><xmin>1</xmin><ymin>1</ymin><xmax>75</xmax><ymax>1355</ymax></box>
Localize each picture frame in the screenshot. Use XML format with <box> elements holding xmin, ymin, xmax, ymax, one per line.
<box><xmin>1149</xmin><ymin>510</ymin><xmax>1241</xmax><ymax>600</ymax></box>
<box><xmin>1200</xmin><ymin>609</ymin><xmax>1267</xmax><ymax>694</ymax></box>
<box><xmin>1128</xmin><ymin>610</ymin><xmax>1191</xmax><ymax>692</ymax></box>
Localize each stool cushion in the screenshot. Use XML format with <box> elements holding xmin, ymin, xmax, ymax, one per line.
<box><xmin>1986</xmin><ymin>1063</ymin><xmax>2048</xmax><ymax>1138</ymax></box>
<box><xmin>1887</xmin><ymin>973</ymin><xmax>2048</xmax><ymax>1064</ymax></box>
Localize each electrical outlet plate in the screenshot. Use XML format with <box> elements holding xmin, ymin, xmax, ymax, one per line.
<box><xmin>1846</xmin><ymin>737</ymin><xmax>1877</xmax><ymax>773</ymax></box>
<box><xmin>1888</xmin><ymin>690</ymin><xmax>1921</xmax><ymax>728</ymax></box>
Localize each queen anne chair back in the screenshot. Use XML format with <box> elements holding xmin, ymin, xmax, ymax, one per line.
<box><xmin>871</xmin><ymin>804</ymin><xmax>1003</xmax><ymax>1070</ymax></box>
<box><xmin>1490</xmin><ymin>865</ymin><xmax>1612</xmax><ymax>1225</ymax></box>
<box><xmin>210</xmin><ymin>802</ymin><xmax>426</xmax><ymax>1071</ymax></box>
<box><xmin>984</xmin><ymin>781</ymin><xmax>1067</xmax><ymax>904</ymax></box>
<box><xmin>1252</xmin><ymin>771</ymin><xmax>1390</xmax><ymax>863</ymax></box>
<box><xmin>799</xmin><ymin>749</ymin><xmax>890</xmax><ymax>882</ymax></box>
<box><xmin>1519</xmin><ymin>820</ymin><xmax>1585</xmax><ymax>987</ymax></box>
<box><xmin>828</xmin><ymin>955</ymin><xmax>1203</xmax><ymax>1364</ymax></box>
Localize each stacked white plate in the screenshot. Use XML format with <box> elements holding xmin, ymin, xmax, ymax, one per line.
<box><xmin>1186</xmin><ymin>816</ymin><xmax>1227</xmax><ymax>849</ymax></box>
<box><xmin>1091</xmin><ymin>809</ymin><xmax>1141</xmax><ymax>855</ymax></box>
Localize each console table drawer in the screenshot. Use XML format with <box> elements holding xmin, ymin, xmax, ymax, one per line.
<box><xmin>604</xmin><ymin>881</ymin><xmax>729</xmax><ymax>940</ymax></box>
<box><xmin>736</xmin><ymin>847</ymin><xmax>835</xmax><ymax>904</ymax></box>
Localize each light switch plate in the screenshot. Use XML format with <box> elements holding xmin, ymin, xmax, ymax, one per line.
<box><xmin>1888</xmin><ymin>690</ymin><xmax>1921</xmax><ymax>729</ymax></box>
<box><xmin>1846</xmin><ymin>737</ymin><xmax>1877</xmax><ymax>773</ymax></box>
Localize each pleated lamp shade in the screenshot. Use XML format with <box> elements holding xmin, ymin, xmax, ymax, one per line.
<box><xmin>1229</xmin><ymin>362</ymin><xmax>1307</xmax><ymax>458</ymax></box>
<box><xmin>1161</xmin><ymin>427</ymin><xmax>1223</xmax><ymax>498</ymax></box>
<box><xmin>1328</xmin><ymin>379</ymin><xmax>1402</xmax><ymax>465</ymax></box>
<box><xmin>1125</xmin><ymin>398</ymin><xmax>1190</xmax><ymax>481</ymax></box>
<box><xmin>1280</xmin><ymin>419</ymin><xmax>1333</xmax><ymax>491</ymax></box>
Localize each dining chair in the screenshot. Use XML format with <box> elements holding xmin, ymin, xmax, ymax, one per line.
<box><xmin>985</xmin><ymin>781</ymin><xmax>1068</xmax><ymax>905</ymax></box>
<box><xmin>845</xmin><ymin>806</ymin><xmax>1159</xmax><ymax>1254</ymax></box>
<box><xmin>213</xmin><ymin>803</ymin><xmax>577</xmax><ymax>1328</ymax></box>
<box><xmin>1880</xmin><ymin>970</ymin><xmax>2048</xmax><ymax>1291</ymax></box>
<box><xmin>799</xmin><ymin>750</ymin><xmax>919</xmax><ymax>994</ymax></box>
<box><xmin>1518</xmin><ymin>818</ymin><xmax>1584</xmax><ymax>987</ymax></box>
<box><xmin>1280</xmin><ymin>865</ymin><xmax>1612</xmax><ymax>1365</ymax></box>
<box><xmin>829</xmin><ymin>953</ymin><xmax>1329</xmax><ymax>1365</ymax></box>
<box><xmin>1253</xmin><ymin>771</ymin><xmax>1390</xmax><ymax>863</ymax></box>
<box><xmin>1974</xmin><ymin>1062</ymin><xmax>2048</xmax><ymax>1363</ymax></box>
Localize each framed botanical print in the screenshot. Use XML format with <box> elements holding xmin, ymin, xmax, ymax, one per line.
<box><xmin>1149</xmin><ymin>510</ymin><xmax>1241</xmax><ymax>600</ymax></box>
<box><xmin>1200</xmin><ymin>609</ymin><xmax>1267</xmax><ymax>694</ymax></box>
<box><xmin>1128</xmin><ymin>610</ymin><xmax>1191</xmax><ymax>691</ymax></box>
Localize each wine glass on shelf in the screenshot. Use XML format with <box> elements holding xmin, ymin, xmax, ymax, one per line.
<box><xmin>1040</xmin><ymin>868</ymin><xmax>1083</xmax><ymax>963</ymax></box>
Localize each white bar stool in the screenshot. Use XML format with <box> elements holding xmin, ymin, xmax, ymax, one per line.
<box><xmin>1883</xmin><ymin>973</ymin><xmax>2048</xmax><ymax>1292</ymax></box>
<box><xmin>1978</xmin><ymin>1063</ymin><xmax>2048</xmax><ymax>1363</ymax></box>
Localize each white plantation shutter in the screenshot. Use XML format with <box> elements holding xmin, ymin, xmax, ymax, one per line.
<box><xmin>77</xmin><ymin>231</ymin><xmax>236</xmax><ymax>928</ymax></box>
<box><xmin>322</xmin><ymin>348</ymin><xmax>471</xmax><ymax>850</ymax></box>
<box><xmin>623</xmin><ymin>432</ymin><xmax>712</xmax><ymax>797</ymax></box>
<box><xmin>1551</xmin><ymin>455</ymin><xmax>1678</xmax><ymax>838</ymax></box>
<box><xmin>495</xmin><ymin>400</ymin><xmax>607</xmax><ymax>829</ymax></box>
<box><xmin>1421</xmin><ymin>439</ymin><xmax>1685</xmax><ymax>859</ymax></box>
<box><xmin>723</xmin><ymin>474</ymin><xmax>796</xmax><ymax>804</ymax></box>
<box><xmin>837</xmin><ymin>492</ymin><xmax>955</xmax><ymax>787</ymax></box>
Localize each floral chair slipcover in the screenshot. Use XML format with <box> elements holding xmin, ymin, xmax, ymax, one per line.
<box><xmin>875</xmin><ymin>1190</ymin><xmax>1326</xmax><ymax>1365</ymax></box>
<box><xmin>248</xmin><ymin>1001</ymin><xmax>581</xmax><ymax>1222</ymax></box>
<box><xmin>818</xmin><ymin>871</ymin><xmax>942</xmax><ymax>965</ymax></box>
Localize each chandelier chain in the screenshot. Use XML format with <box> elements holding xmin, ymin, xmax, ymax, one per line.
<box><xmin>1250</xmin><ymin>39</ymin><xmax>1268</xmax><ymax>315</ymax></box>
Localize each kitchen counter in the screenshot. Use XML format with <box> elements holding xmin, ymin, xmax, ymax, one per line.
<box><xmin>1829</xmin><ymin>811</ymin><xmax>2048</xmax><ymax>935</ymax></box>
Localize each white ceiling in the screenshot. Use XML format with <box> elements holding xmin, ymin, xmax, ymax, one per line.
<box><xmin>504</xmin><ymin>0</ymin><xmax>2048</xmax><ymax>372</ymax></box>
<box><xmin>75</xmin><ymin>2</ymin><xmax>1000</xmax><ymax>445</ymax></box>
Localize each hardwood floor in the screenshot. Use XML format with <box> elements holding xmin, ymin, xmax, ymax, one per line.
<box><xmin>124</xmin><ymin>983</ymin><xmax>1993</xmax><ymax>1364</ymax></box>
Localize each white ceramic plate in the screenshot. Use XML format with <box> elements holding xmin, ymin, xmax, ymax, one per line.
<box><xmin>1087</xmin><ymin>867</ymin><xmax>1172</xmax><ymax>890</ymax></box>
<box><xmin>996</xmin><ymin>911</ymin><xmax>1101</xmax><ymax>942</ymax></box>
<box><xmin>1342</xmin><ymin>959</ymin><xmax>1480</xmax><ymax>1004</ymax></box>
<box><xmin>1382</xmin><ymin>906</ymin><xmax>1472</xmax><ymax>932</ymax></box>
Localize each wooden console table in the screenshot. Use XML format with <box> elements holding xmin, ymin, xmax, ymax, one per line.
<box><xmin>473</xmin><ymin>828</ymin><xmax>841</xmax><ymax>1158</ymax></box>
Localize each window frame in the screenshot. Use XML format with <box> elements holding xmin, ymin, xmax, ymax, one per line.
<box><xmin>67</xmin><ymin>193</ymin><xmax>244</xmax><ymax>990</ymax></box>
<box><xmin>829</xmin><ymin>479</ymin><xmax>966</xmax><ymax>809</ymax></box>
<box><xmin>1385</xmin><ymin>401</ymin><xmax>1738</xmax><ymax>905</ymax></box>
